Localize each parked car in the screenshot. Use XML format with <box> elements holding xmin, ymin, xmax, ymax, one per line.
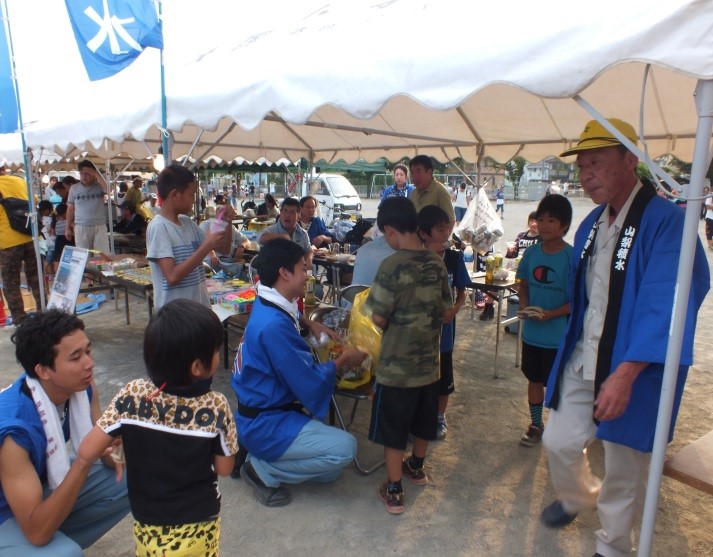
<box><xmin>302</xmin><ymin>173</ymin><xmax>362</xmax><ymax>225</ymax></box>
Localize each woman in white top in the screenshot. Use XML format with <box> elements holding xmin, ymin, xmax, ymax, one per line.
<box><xmin>453</xmin><ymin>182</ymin><xmax>470</xmax><ymax>224</ymax></box>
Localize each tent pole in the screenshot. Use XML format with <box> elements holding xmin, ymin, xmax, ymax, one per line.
<box><xmin>25</xmin><ymin>148</ymin><xmax>45</xmax><ymax>310</ymax></box>
<box><xmin>105</xmin><ymin>160</ymin><xmax>115</xmax><ymax>255</ymax></box>
<box><xmin>2</xmin><ymin>0</ymin><xmax>45</xmax><ymax>309</ymax></box>
<box><xmin>158</xmin><ymin>0</ymin><xmax>170</xmax><ymax>165</ymax></box>
<box><xmin>441</xmin><ymin>149</ymin><xmax>477</xmax><ymax>188</ymax></box>
<box><xmin>638</xmin><ymin>78</ymin><xmax>713</xmax><ymax>557</ymax></box>
<box><xmin>574</xmin><ymin>94</ymin><xmax>683</xmax><ymax>195</ymax></box>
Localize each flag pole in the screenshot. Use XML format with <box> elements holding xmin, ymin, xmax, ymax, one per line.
<box><xmin>1</xmin><ymin>0</ymin><xmax>46</xmax><ymax>310</ymax></box>
<box><xmin>158</xmin><ymin>0</ymin><xmax>171</xmax><ymax>167</ymax></box>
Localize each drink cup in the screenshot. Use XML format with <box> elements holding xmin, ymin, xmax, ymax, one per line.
<box><xmin>506</xmin><ymin>241</ymin><xmax>517</xmax><ymax>257</ymax></box>
<box><xmin>343</xmin><ymin>244</ymin><xmax>351</xmax><ymax>255</ymax></box>
<box><xmin>331</xmin><ymin>243</ymin><xmax>340</xmax><ymax>255</ymax></box>
<box><xmin>210</xmin><ymin>219</ymin><xmax>228</xmax><ymax>234</ymax></box>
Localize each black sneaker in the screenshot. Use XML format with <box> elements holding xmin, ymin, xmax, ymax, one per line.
<box><xmin>240</xmin><ymin>462</ymin><xmax>292</xmax><ymax>507</ymax></box>
<box><xmin>402</xmin><ymin>457</ymin><xmax>428</xmax><ymax>485</ymax></box>
<box><xmin>541</xmin><ymin>500</ymin><xmax>578</xmax><ymax>528</ymax></box>
<box><xmin>379</xmin><ymin>481</ymin><xmax>404</xmax><ymax>515</ymax></box>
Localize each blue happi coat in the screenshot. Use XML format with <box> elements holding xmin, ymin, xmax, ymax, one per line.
<box><xmin>230</xmin><ymin>297</ymin><xmax>336</xmax><ymax>461</ymax></box>
<box><xmin>545</xmin><ymin>195</ymin><xmax>709</xmax><ymax>452</ymax></box>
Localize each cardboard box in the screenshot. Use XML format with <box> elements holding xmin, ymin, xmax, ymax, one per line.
<box><xmin>22</xmin><ymin>290</ymin><xmax>36</xmax><ymax>312</ymax></box>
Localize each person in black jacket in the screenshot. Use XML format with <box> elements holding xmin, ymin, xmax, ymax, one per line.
<box><xmin>114</xmin><ymin>201</ymin><xmax>147</xmax><ymax>235</ymax></box>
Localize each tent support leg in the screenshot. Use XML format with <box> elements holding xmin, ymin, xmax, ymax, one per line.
<box><xmin>638</xmin><ymin>78</ymin><xmax>713</xmax><ymax>557</ymax></box>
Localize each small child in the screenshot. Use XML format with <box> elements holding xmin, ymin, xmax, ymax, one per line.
<box><xmin>505</xmin><ymin>211</ymin><xmax>541</xmax><ymax>258</ymax></box>
<box><xmin>366</xmin><ymin>197</ymin><xmax>453</xmax><ymax>514</ymax></box>
<box><xmin>146</xmin><ymin>164</ymin><xmax>235</xmax><ymax>309</ymax></box>
<box><xmin>51</xmin><ymin>203</ymin><xmax>69</xmax><ymax>274</ymax></box>
<box><xmin>516</xmin><ymin>194</ymin><xmax>573</xmax><ymax>446</ymax></box>
<box><xmin>78</xmin><ymin>299</ymin><xmax>238</xmax><ymax>556</ymax></box>
<box><xmin>37</xmin><ymin>200</ymin><xmax>55</xmax><ymax>277</ymax></box>
<box><xmin>418</xmin><ymin>205</ymin><xmax>470</xmax><ymax>440</ymax></box>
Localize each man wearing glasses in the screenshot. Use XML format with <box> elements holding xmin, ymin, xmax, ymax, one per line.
<box><xmin>257</xmin><ymin>197</ymin><xmax>311</xmax><ymax>253</ymax></box>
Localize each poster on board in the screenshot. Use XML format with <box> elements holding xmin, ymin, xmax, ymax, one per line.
<box><xmin>47</xmin><ymin>246</ymin><xmax>89</xmax><ymax>314</ymax></box>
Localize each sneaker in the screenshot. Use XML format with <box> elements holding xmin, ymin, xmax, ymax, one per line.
<box><xmin>402</xmin><ymin>457</ymin><xmax>429</xmax><ymax>485</ymax></box>
<box><xmin>479</xmin><ymin>305</ymin><xmax>495</xmax><ymax>321</ymax></box>
<box><xmin>379</xmin><ymin>481</ymin><xmax>404</xmax><ymax>515</ymax></box>
<box><xmin>541</xmin><ymin>499</ymin><xmax>578</xmax><ymax>528</ymax></box>
<box><xmin>240</xmin><ymin>462</ymin><xmax>292</xmax><ymax>507</ymax></box>
<box><xmin>436</xmin><ymin>420</ymin><xmax>447</xmax><ymax>441</ymax></box>
<box><xmin>520</xmin><ymin>424</ymin><xmax>543</xmax><ymax>447</ymax></box>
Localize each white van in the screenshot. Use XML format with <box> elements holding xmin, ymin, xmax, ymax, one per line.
<box><xmin>304</xmin><ymin>173</ymin><xmax>362</xmax><ymax>225</ymax></box>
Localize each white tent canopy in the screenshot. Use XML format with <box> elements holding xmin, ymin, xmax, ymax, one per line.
<box><xmin>1</xmin><ymin>0</ymin><xmax>712</xmax><ymax>165</ymax></box>
<box><xmin>1</xmin><ymin>2</ymin><xmax>712</xmax><ymax>556</ymax></box>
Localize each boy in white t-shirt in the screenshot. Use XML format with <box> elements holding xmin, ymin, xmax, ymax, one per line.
<box><xmin>146</xmin><ymin>164</ymin><xmax>234</xmax><ymax>309</ymax></box>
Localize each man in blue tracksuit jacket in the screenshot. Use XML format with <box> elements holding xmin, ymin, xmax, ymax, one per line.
<box><xmin>231</xmin><ymin>239</ymin><xmax>367</xmax><ymax>507</ymax></box>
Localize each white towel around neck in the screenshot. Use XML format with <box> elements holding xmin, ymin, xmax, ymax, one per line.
<box><xmin>257</xmin><ymin>283</ymin><xmax>300</xmax><ymax>331</ymax></box>
<box><xmin>25</xmin><ymin>376</ymin><xmax>93</xmax><ymax>490</ymax></box>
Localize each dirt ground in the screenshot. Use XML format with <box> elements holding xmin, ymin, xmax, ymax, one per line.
<box><xmin>0</xmin><ymin>196</ymin><xmax>711</xmax><ymax>556</ymax></box>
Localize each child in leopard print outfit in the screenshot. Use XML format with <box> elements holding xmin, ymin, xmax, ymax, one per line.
<box><xmin>79</xmin><ymin>299</ymin><xmax>238</xmax><ymax>556</ymax></box>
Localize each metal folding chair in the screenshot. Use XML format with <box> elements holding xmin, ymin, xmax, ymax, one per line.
<box><xmin>339</xmin><ymin>284</ymin><xmax>369</xmax><ymax>305</ymax></box>
<box><xmin>308</xmin><ymin>306</ymin><xmax>384</xmax><ymax>475</ymax></box>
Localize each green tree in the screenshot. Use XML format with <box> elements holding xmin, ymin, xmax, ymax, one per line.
<box><xmin>504</xmin><ymin>157</ymin><xmax>527</xmax><ymax>200</ymax></box>
<box><xmin>635</xmin><ymin>162</ymin><xmax>653</xmax><ymax>181</ymax></box>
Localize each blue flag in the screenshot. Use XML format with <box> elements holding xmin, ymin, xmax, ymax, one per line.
<box><xmin>65</xmin><ymin>0</ymin><xmax>163</xmax><ymax>81</ymax></box>
<box><xmin>0</xmin><ymin>4</ymin><xmax>19</xmax><ymax>134</ymax></box>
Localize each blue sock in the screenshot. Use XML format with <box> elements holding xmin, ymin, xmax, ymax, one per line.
<box><xmin>529</xmin><ymin>402</ymin><xmax>544</xmax><ymax>429</ymax></box>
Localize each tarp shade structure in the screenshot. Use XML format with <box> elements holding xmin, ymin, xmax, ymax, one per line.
<box><xmin>0</xmin><ymin>2</ymin><xmax>712</xmax><ymax>555</ymax></box>
<box><xmin>0</xmin><ymin>0</ymin><xmax>712</xmax><ymax>165</ymax></box>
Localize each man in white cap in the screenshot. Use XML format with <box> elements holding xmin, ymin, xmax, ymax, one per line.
<box><xmin>146</xmin><ymin>192</ymin><xmax>160</xmax><ymax>217</ymax></box>
<box><xmin>540</xmin><ymin>118</ymin><xmax>709</xmax><ymax>557</ymax></box>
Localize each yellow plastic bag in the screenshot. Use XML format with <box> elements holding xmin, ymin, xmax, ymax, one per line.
<box><xmin>338</xmin><ymin>289</ymin><xmax>382</xmax><ymax>389</ymax></box>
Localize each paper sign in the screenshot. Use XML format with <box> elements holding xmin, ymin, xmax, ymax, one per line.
<box><xmin>47</xmin><ymin>246</ymin><xmax>89</xmax><ymax>314</ymax></box>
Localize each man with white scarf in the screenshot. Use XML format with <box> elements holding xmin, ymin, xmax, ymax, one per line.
<box><xmin>0</xmin><ymin>310</ymin><xmax>129</xmax><ymax>555</ymax></box>
<box><xmin>231</xmin><ymin>239</ymin><xmax>368</xmax><ymax>507</ymax></box>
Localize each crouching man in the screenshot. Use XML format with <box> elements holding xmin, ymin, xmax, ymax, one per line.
<box><xmin>231</xmin><ymin>239</ymin><xmax>367</xmax><ymax>507</ymax></box>
<box><xmin>0</xmin><ymin>310</ymin><xmax>129</xmax><ymax>556</ymax></box>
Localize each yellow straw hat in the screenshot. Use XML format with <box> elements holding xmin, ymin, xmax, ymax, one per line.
<box><xmin>561</xmin><ymin>118</ymin><xmax>638</xmax><ymax>157</ymax></box>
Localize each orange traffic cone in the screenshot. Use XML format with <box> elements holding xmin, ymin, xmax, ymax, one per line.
<box><xmin>0</xmin><ymin>290</ymin><xmax>6</xmax><ymax>327</ymax></box>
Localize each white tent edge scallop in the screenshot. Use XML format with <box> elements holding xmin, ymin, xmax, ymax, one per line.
<box><xmin>1</xmin><ymin>0</ymin><xmax>712</xmax><ymax>167</ymax></box>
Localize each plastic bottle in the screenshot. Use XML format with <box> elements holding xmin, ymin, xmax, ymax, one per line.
<box><xmin>463</xmin><ymin>245</ymin><xmax>474</xmax><ymax>263</ymax></box>
<box><xmin>305</xmin><ymin>271</ymin><xmax>317</xmax><ymax>306</ymax></box>
<box><xmin>494</xmin><ymin>250</ymin><xmax>503</xmax><ymax>273</ymax></box>
<box><xmin>514</xmin><ymin>255</ymin><xmax>522</xmax><ymax>283</ymax></box>
<box><xmin>485</xmin><ymin>254</ymin><xmax>495</xmax><ymax>284</ymax></box>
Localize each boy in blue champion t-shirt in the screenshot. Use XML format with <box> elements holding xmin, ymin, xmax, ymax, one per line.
<box><xmin>516</xmin><ymin>194</ymin><xmax>573</xmax><ymax>447</ymax></box>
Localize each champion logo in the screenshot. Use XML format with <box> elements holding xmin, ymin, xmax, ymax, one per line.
<box><xmin>532</xmin><ymin>265</ymin><xmax>556</xmax><ymax>284</ymax></box>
